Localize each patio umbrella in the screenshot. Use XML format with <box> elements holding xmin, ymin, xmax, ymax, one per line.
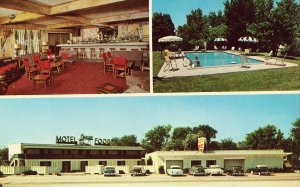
<box><xmin>214</xmin><ymin>37</ymin><xmax>227</xmax><ymax>42</ymax></box>
<box><xmin>158</xmin><ymin>35</ymin><xmax>183</xmax><ymax>42</ymax></box>
<box><xmin>158</xmin><ymin>35</ymin><xmax>183</xmax><ymax>58</ymax></box>
<box><xmin>238</xmin><ymin>36</ymin><xmax>258</xmax><ymax>49</ymax></box>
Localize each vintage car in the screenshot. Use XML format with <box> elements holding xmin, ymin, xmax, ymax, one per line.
<box><xmin>189</xmin><ymin>165</ymin><xmax>206</xmax><ymax>176</ymax></box>
<box><xmin>227</xmin><ymin>166</ymin><xmax>245</xmax><ymax>176</ymax></box>
<box><xmin>205</xmin><ymin>165</ymin><xmax>224</xmax><ymax>176</ymax></box>
<box><xmin>103</xmin><ymin>166</ymin><xmax>117</xmax><ymax>176</ymax></box>
<box><xmin>130</xmin><ymin>166</ymin><xmax>147</xmax><ymax>176</ymax></box>
<box><xmin>167</xmin><ymin>165</ymin><xmax>184</xmax><ymax>176</ymax></box>
<box><xmin>251</xmin><ymin>165</ymin><xmax>271</xmax><ymax>175</ymax></box>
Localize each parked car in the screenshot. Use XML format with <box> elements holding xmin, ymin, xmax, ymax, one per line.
<box><xmin>227</xmin><ymin>166</ymin><xmax>245</xmax><ymax>176</ymax></box>
<box><xmin>252</xmin><ymin>165</ymin><xmax>271</xmax><ymax>175</ymax></box>
<box><xmin>103</xmin><ymin>166</ymin><xmax>117</xmax><ymax>176</ymax></box>
<box><xmin>205</xmin><ymin>165</ymin><xmax>224</xmax><ymax>176</ymax></box>
<box><xmin>167</xmin><ymin>165</ymin><xmax>184</xmax><ymax>176</ymax></box>
<box><xmin>189</xmin><ymin>165</ymin><xmax>206</xmax><ymax>176</ymax></box>
<box><xmin>131</xmin><ymin>166</ymin><xmax>147</xmax><ymax>176</ymax></box>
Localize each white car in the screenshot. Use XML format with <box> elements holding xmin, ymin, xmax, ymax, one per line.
<box><xmin>205</xmin><ymin>165</ymin><xmax>224</xmax><ymax>176</ymax></box>
<box><xmin>167</xmin><ymin>165</ymin><xmax>184</xmax><ymax>176</ymax></box>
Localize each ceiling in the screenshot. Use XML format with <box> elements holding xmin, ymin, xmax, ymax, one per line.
<box><xmin>0</xmin><ymin>0</ymin><xmax>149</xmax><ymax>32</ymax></box>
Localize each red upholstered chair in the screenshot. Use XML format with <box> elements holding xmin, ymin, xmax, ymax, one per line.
<box><xmin>113</xmin><ymin>56</ymin><xmax>127</xmax><ymax>78</ymax></box>
<box><xmin>38</xmin><ymin>59</ymin><xmax>51</xmax><ymax>76</ymax></box>
<box><xmin>47</xmin><ymin>54</ymin><xmax>56</xmax><ymax>62</ymax></box>
<box><xmin>23</xmin><ymin>58</ymin><xmax>38</xmax><ymax>80</ymax></box>
<box><xmin>32</xmin><ymin>53</ymin><xmax>41</xmax><ymax>66</ymax></box>
<box><xmin>61</xmin><ymin>53</ymin><xmax>71</xmax><ymax>69</ymax></box>
<box><xmin>103</xmin><ymin>52</ymin><xmax>113</xmax><ymax>73</ymax></box>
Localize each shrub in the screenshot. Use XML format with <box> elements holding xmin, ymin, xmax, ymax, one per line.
<box><xmin>145</xmin><ymin>169</ymin><xmax>151</xmax><ymax>174</ymax></box>
<box><xmin>23</xmin><ymin>170</ymin><xmax>37</xmax><ymax>175</ymax></box>
<box><xmin>183</xmin><ymin>168</ymin><xmax>189</xmax><ymax>174</ymax></box>
<box><xmin>158</xmin><ymin>166</ymin><xmax>165</xmax><ymax>174</ymax></box>
<box><xmin>119</xmin><ymin>170</ymin><xmax>125</xmax><ymax>174</ymax></box>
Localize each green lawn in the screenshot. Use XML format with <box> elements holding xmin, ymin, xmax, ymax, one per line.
<box><xmin>153</xmin><ymin>51</ymin><xmax>300</xmax><ymax>92</ymax></box>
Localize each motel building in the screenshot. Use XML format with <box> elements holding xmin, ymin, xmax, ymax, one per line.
<box><xmin>145</xmin><ymin>150</ymin><xmax>291</xmax><ymax>173</ymax></box>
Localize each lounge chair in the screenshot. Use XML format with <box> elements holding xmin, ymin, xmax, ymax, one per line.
<box><xmin>231</xmin><ymin>47</ymin><xmax>235</xmax><ymax>51</ymax></box>
<box><xmin>240</xmin><ymin>55</ymin><xmax>251</xmax><ymax>69</ymax></box>
<box><xmin>193</xmin><ymin>45</ymin><xmax>200</xmax><ymax>51</ymax></box>
<box><xmin>265</xmin><ymin>53</ymin><xmax>287</xmax><ymax>67</ymax></box>
<box><xmin>163</xmin><ymin>55</ymin><xmax>179</xmax><ymax>72</ymax></box>
<box><xmin>214</xmin><ymin>46</ymin><xmax>218</xmax><ymax>50</ymax></box>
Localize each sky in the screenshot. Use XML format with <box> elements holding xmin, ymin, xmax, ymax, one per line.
<box><xmin>0</xmin><ymin>94</ymin><xmax>299</xmax><ymax>147</ymax></box>
<box><xmin>152</xmin><ymin>0</ymin><xmax>300</xmax><ymax>27</ymax></box>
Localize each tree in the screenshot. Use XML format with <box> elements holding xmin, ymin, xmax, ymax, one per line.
<box><xmin>0</xmin><ymin>147</ymin><xmax>8</xmax><ymax>165</ymax></box>
<box><xmin>219</xmin><ymin>138</ymin><xmax>237</xmax><ymax>150</ymax></box>
<box><xmin>224</xmin><ymin>0</ymin><xmax>255</xmax><ymax>48</ymax></box>
<box><xmin>110</xmin><ymin>135</ymin><xmax>139</xmax><ymax>146</ymax></box>
<box><xmin>152</xmin><ymin>12</ymin><xmax>175</xmax><ymax>51</ymax></box>
<box><xmin>291</xmin><ymin>118</ymin><xmax>300</xmax><ymax>155</ymax></box>
<box><xmin>192</xmin><ymin>125</ymin><xmax>218</xmax><ymax>149</ymax></box>
<box><xmin>141</xmin><ymin>125</ymin><xmax>172</xmax><ymax>153</ymax></box>
<box><xmin>165</xmin><ymin>127</ymin><xmax>192</xmax><ymax>150</ymax></box>
<box><xmin>242</xmin><ymin>124</ymin><xmax>286</xmax><ymax>149</ymax></box>
<box><xmin>183</xmin><ymin>131</ymin><xmax>205</xmax><ymax>150</ymax></box>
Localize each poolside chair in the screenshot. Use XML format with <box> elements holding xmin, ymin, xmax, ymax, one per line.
<box><xmin>240</xmin><ymin>55</ymin><xmax>251</xmax><ymax>69</ymax></box>
<box><xmin>214</xmin><ymin>46</ymin><xmax>218</xmax><ymax>50</ymax></box>
<box><xmin>163</xmin><ymin>55</ymin><xmax>178</xmax><ymax>72</ymax></box>
<box><xmin>193</xmin><ymin>45</ymin><xmax>200</xmax><ymax>51</ymax></box>
<box><xmin>231</xmin><ymin>47</ymin><xmax>235</xmax><ymax>51</ymax></box>
<box><xmin>265</xmin><ymin>53</ymin><xmax>287</xmax><ymax>67</ymax></box>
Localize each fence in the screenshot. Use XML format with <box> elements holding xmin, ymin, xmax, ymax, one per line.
<box><xmin>0</xmin><ymin>166</ymin><xmax>60</xmax><ymax>175</ymax></box>
<box><xmin>85</xmin><ymin>165</ymin><xmax>104</xmax><ymax>174</ymax></box>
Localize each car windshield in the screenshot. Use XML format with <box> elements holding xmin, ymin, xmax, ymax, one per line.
<box><xmin>171</xmin><ymin>166</ymin><xmax>181</xmax><ymax>169</ymax></box>
<box><xmin>105</xmin><ymin>167</ymin><xmax>115</xmax><ymax>170</ymax></box>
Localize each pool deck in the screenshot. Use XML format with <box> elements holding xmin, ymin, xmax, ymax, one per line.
<box><xmin>157</xmin><ymin>51</ymin><xmax>298</xmax><ymax>78</ymax></box>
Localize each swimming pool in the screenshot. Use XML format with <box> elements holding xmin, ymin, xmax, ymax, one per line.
<box><xmin>185</xmin><ymin>52</ymin><xmax>262</xmax><ymax>67</ymax></box>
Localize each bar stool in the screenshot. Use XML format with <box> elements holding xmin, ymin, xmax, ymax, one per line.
<box><xmin>131</xmin><ymin>49</ymin><xmax>139</xmax><ymax>51</ymax></box>
<box><xmin>79</xmin><ymin>48</ymin><xmax>87</xmax><ymax>60</ymax></box>
<box><xmin>141</xmin><ymin>48</ymin><xmax>149</xmax><ymax>71</ymax></box>
<box><xmin>120</xmin><ymin>48</ymin><xmax>127</xmax><ymax>51</ymax></box>
<box><xmin>99</xmin><ymin>48</ymin><xmax>105</xmax><ymax>60</ymax></box>
<box><xmin>73</xmin><ymin>48</ymin><xmax>79</xmax><ymax>59</ymax></box>
<box><xmin>109</xmin><ymin>48</ymin><xmax>115</xmax><ymax>52</ymax></box>
<box><xmin>90</xmin><ymin>48</ymin><xmax>96</xmax><ymax>61</ymax></box>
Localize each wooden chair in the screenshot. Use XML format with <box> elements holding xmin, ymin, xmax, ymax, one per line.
<box><xmin>103</xmin><ymin>52</ymin><xmax>113</xmax><ymax>73</ymax></box>
<box><xmin>32</xmin><ymin>53</ymin><xmax>41</xmax><ymax>66</ymax></box>
<box><xmin>113</xmin><ymin>56</ymin><xmax>127</xmax><ymax>78</ymax></box>
<box><xmin>38</xmin><ymin>59</ymin><xmax>51</xmax><ymax>76</ymax></box>
<box><xmin>23</xmin><ymin>58</ymin><xmax>38</xmax><ymax>80</ymax></box>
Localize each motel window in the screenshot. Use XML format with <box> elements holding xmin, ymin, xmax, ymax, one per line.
<box><xmin>108</xmin><ymin>150</ymin><xmax>118</xmax><ymax>155</ymax></box>
<box><xmin>90</xmin><ymin>150</ymin><xmax>100</xmax><ymax>155</ymax></box>
<box><xmin>40</xmin><ymin>161</ymin><xmax>51</xmax><ymax>166</ymax></box>
<box><xmin>26</xmin><ymin>149</ymin><xmax>41</xmax><ymax>154</ymax></box>
<box><xmin>117</xmin><ymin>161</ymin><xmax>126</xmax><ymax>166</ymax></box>
<box><xmin>43</xmin><ymin>149</ymin><xmax>48</xmax><ymax>154</ymax></box>
<box><xmin>99</xmin><ymin>161</ymin><xmax>107</xmax><ymax>166</ymax></box>
<box><xmin>191</xmin><ymin>160</ymin><xmax>202</xmax><ymax>167</ymax></box>
<box><xmin>126</xmin><ymin>151</ymin><xmax>138</xmax><ymax>156</ymax></box>
<box><xmin>52</xmin><ymin>149</ymin><xmax>63</xmax><ymax>155</ymax></box>
<box><xmin>64</xmin><ymin>150</ymin><xmax>69</xmax><ymax>155</ymax></box>
<box><xmin>206</xmin><ymin>160</ymin><xmax>217</xmax><ymax>167</ymax></box>
<box><xmin>71</xmin><ymin>150</ymin><xmax>78</xmax><ymax>155</ymax></box>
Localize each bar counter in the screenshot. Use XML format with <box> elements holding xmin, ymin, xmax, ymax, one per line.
<box><xmin>57</xmin><ymin>42</ymin><xmax>148</xmax><ymax>52</ymax></box>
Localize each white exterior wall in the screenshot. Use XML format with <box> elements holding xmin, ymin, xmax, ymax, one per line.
<box><xmin>8</xmin><ymin>144</ymin><xmax>22</xmax><ymax>160</ymax></box>
<box><xmin>146</xmin><ymin>150</ymin><xmax>289</xmax><ymax>173</ymax></box>
<box><xmin>24</xmin><ymin>159</ymin><xmax>140</xmax><ymax>172</ymax></box>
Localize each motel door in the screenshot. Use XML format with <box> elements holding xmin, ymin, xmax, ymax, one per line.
<box><xmin>80</xmin><ymin>161</ymin><xmax>88</xmax><ymax>171</ymax></box>
<box><xmin>62</xmin><ymin>161</ymin><xmax>71</xmax><ymax>172</ymax></box>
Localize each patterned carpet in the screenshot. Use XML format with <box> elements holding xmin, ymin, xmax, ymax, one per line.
<box><xmin>6</xmin><ymin>62</ymin><xmax>127</xmax><ymax>95</ymax></box>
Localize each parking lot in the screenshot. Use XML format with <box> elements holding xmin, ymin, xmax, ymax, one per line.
<box><xmin>1</xmin><ymin>173</ymin><xmax>300</xmax><ymax>187</ymax></box>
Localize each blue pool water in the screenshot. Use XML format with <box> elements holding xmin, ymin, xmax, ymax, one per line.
<box><xmin>185</xmin><ymin>52</ymin><xmax>262</xmax><ymax>67</ymax></box>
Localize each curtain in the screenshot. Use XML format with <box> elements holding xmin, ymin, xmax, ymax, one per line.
<box><xmin>14</xmin><ymin>29</ymin><xmax>41</xmax><ymax>55</ymax></box>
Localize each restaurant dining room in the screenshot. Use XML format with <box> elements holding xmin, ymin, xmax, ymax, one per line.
<box><xmin>0</xmin><ymin>0</ymin><xmax>149</xmax><ymax>95</ymax></box>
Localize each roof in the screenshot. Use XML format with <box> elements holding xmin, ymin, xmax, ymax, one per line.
<box><xmin>11</xmin><ymin>143</ymin><xmax>144</xmax><ymax>151</ymax></box>
<box><xmin>148</xmin><ymin>150</ymin><xmax>292</xmax><ymax>156</ymax></box>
